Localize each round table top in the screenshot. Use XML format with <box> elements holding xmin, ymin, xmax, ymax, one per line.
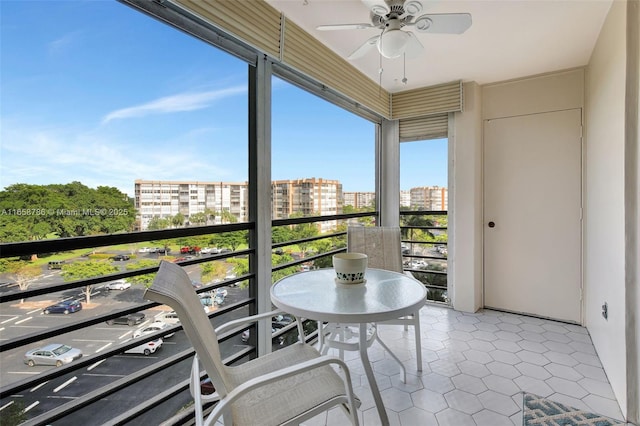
<box><xmin>270</xmin><ymin>268</ymin><xmax>427</xmax><ymax>323</ymax></box>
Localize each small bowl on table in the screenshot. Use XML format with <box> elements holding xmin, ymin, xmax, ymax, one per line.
<box><xmin>332</xmin><ymin>253</ymin><xmax>368</xmax><ymax>285</ymax></box>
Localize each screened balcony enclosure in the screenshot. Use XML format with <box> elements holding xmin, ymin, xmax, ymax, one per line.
<box><xmin>0</xmin><ymin>0</ymin><xmax>638</xmax><ymax>425</ymax></box>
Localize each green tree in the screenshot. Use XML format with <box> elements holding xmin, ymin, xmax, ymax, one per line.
<box><xmin>220</xmin><ymin>210</ymin><xmax>237</xmax><ymax>224</ymax></box>
<box><xmin>5</xmin><ymin>261</ymin><xmax>41</xmax><ymax>303</ymax></box>
<box><xmin>272</xmin><ymin>226</ymin><xmax>292</xmax><ymax>245</ymax></box>
<box><xmin>61</xmin><ymin>261</ymin><xmax>118</xmax><ymax>303</ymax></box>
<box><xmin>126</xmin><ymin>260</ymin><xmax>160</xmax><ymax>288</ymax></box>
<box><xmin>291</xmin><ymin>219</ymin><xmax>318</xmax><ymax>256</ymax></box>
<box><xmin>147</xmin><ymin>216</ymin><xmax>171</xmax><ymax>230</ymax></box>
<box><xmin>0</xmin><ymin>400</ymin><xmax>26</xmax><ymax>425</ymax></box>
<box><xmin>189</xmin><ymin>212</ymin><xmax>207</xmax><ymax>226</ymax></box>
<box><xmin>0</xmin><ymin>182</ymin><xmax>135</xmax><ymax>242</ymax></box>
<box><xmin>201</xmin><ymin>261</ymin><xmax>227</xmax><ymax>283</ymax></box>
<box><xmin>172</xmin><ymin>212</ymin><xmax>185</xmax><ymax>228</ymax></box>
<box><xmin>209</xmin><ymin>231</ymin><xmax>247</xmax><ymax>251</ymax></box>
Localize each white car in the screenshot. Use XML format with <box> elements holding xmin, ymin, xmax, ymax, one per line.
<box><xmin>124</xmin><ymin>338</ymin><xmax>163</xmax><ymax>356</ymax></box>
<box><xmin>138</xmin><ymin>247</ymin><xmax>151</xmax><ymax>253</ymax></box>
<box><xmin>157</xmin><ymin>311</ymin><xmax>181</xmax><ymax>325</ymax></box>
<box><xmin>132</xmin><ymin>321</ymin><xmax>175</xmax><ymax>339</ymax></box>
<box><xmin>104</xmin><ymin>280</ymin><xmax>131</xmax><ymax>291</ymax></box>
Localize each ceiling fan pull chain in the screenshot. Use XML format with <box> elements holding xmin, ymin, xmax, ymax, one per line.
<box><xmin>378</xmin><ymin>50</ymin><xmax>384</xmax><ymax>94</ymax></box>
<box><xmin>402</xmin><ymin>53</ymin><xmax>408</xmax><ymax>85</ymax></box>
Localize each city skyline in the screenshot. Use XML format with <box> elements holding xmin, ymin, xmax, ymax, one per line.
<box><xmin>0</xmin><ymin>1</ymin><xmax>448</xmax><ymax>198</ymax></box>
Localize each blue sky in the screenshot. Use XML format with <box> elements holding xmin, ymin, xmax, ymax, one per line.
<box><xmin>0</xmin><ymin>0</ymin><xmax>447</xmax><ymax>197</ymax></box>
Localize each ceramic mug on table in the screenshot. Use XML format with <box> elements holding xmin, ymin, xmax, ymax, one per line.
<box><xmin>332</xmin><ymin>253</ymin><xmax>368</xmax><ymax>284</ymax></box>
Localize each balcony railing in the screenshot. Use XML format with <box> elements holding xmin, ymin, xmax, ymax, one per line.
<box><xmin>0</xmin><ymin>211</ymin><xmax>446</xmax><ymax>425</ymax></box>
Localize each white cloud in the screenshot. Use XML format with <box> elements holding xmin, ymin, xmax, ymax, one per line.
<box><xmin>48</xmin><ymin>32</ymin><xmax>81</xmax><ymax>56</ymax></box>
<box><xmin>0</xmin><ymin>120</ymin><xmax>237</xmax><ymax>197</ymax></box>
<box><xmin>101</xmin><ymin>86</ymin><xmax>247</xmax><ymax>124</ymax></box>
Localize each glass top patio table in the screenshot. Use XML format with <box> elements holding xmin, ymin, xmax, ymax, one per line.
<box><xmin>270</xmin><ymin>268</ymin><xmax>427</xmax><ymax>324</ymax></box>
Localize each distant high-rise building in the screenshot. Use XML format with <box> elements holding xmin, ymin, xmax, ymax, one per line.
<box><xmin>343</xmin><ymin>191</ymin><xmax>375</xmax><ymax>209</ymax></box>
<box><xmin>272</xmin><ymin>178</ymin><xmax>342</xmax><ymax>232</ymax></box>
<box><xmin>134</xmin><ymin>180</ymin><xmax>248</xmax><ymax>230</ymax></box>
<box><xmin>400</xmin><ymin>190</ymin><xmax>411</xmax><ymax>208</ymax></box>
<box><xmin>409</xmin><ymin>186</ymin><xmax>448</xmax><ymax>210</ymax></box>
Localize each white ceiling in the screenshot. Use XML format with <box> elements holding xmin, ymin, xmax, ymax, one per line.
<box><xmin>266</xmin><ymin>0</ymin><xmax>613</xmax><ymax>93</ymax></box>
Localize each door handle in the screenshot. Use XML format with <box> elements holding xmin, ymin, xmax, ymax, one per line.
<box><xmin>488</xmin><ymin>221</ymin><xmax>495</xmax><ymax>228</ymax></box>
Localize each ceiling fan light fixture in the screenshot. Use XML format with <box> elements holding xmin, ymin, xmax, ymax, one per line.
<box><xmin>370</xmin><ymin>4</ymin><xmax>390</xmax><ymax>16</ymax></box>
<box><xmin>414</xmin><ymin>16</ymin><xmax>432</xmax><ymax>31</ymax></box>
<box><xmin>378</xmin><ymin>29</ymin><xmax>409</xmax><ymax>58</ymax></box>
<box><xmin>404</xmin><ymin>1</ymin><xmax>422</xmax><ymax>16</ymax></box>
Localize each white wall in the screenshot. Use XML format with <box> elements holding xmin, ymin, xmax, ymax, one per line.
<box><xmin>584</xmin><ymin>0</ymin><xmax>628</xmax><ymax>415</ymax></box>
<box><xmin>450</xmin><ymin>82</ymin><xmax>483</xmax><ymax>312</ymax></box>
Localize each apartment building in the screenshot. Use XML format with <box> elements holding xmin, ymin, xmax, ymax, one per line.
<box><xmin>134</xmin><ymin>180</ymin><xmax>249</xmax><ymax>230</ymax></box>
<box><xmin>272</xmin><ymin>178</ymin><xmax>342</xmax><ymax>233</ymax></box>
<box><xmin>136</xmin><ymin>178</ymin><xmax>343</xmax><ymax>231</ymax></box>
<box><xmin>409</xmin><ymin>186</ymin><xmax>448</xmax><ymax>210</ymax></box>
<box><xmin>343</xmin><ymin>191</ymin><xmax>375</xmax><ymax>209</ymax></box>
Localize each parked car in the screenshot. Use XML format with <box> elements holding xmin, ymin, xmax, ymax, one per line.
<box><xmin>200</xmin><ymin>247</ymin><xmax>219</xmax><ymax>254</ymax></box>
<box><xmin>157</xmin><ymin>311</ymin><xmax>181</xmax><ymax>325</ymax></box>
<box><xmin>110</xmin><ymin>254</ymin><xmax>130</xmax><ymax>261</ymax></box>
<box><xmin>138</xmin><ymin>247</ymin><xmax>151</xmax><ymax>253</ymax></box>
<box><xmin>241</xmin><ymin>326</ymin><xmax>284</xmax><ymax>345</ymax></box>
<box><xmin>124</xmin><ymin>338</ymin><xmax>163</xmax><ymax>356</ymax></box>
<box><xmin>104</xmin><ymin>280</ymin><xmax>131</xmax><ymax>291</ymax></box>
<box><xmin>43</xmin><ymin>300</ymin><xmax>82</xmax><ymax>315</ymax></box>
<box><xmin>200</xmin><ymin>378</ymin><xmax>216</xmax><ymax>395</ymax></box>
<box><xmin>180</xmin><ymin>246</ymin><xmax>200</xmax><ymax>254</ymax></box>
<box><xmin>106</xmin><ymin>312</ymin><xmax>146</xmax><ymax>326</ymax></box>
<box><xmin>47</xmin><ymin>260</ymin><xmax>65</xmax><ymax>270</ymax></box>
<box><xmin>24</xmin><ymin>343</ymin><xmax>83</xmax><ymax>367</ymax></box>
<box><xmin>132</xmin><ymin>320</ymin><xmax>175</xmax><ymax>339</ymax></box>
<box><xmin>157</xmin><ymin>247</ymin><xmax>171</xmax><ymax>254</ymax></box>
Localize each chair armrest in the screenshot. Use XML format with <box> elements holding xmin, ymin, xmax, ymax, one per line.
<box><xmin>204</xmin><ymin>353</ymin><xmax>354</xmax><ymax>426</ymax></box>
<box><xmin>214</xmin><ymin>309</ymin><xmax>284</xmax><ymax>334</ymax></box>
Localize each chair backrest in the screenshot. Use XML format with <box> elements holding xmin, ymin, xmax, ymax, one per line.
<box><xmin>347</xmin><ymin>226</ymin><xmax>403</xmax><ymax>273</ymax></box>
<box><xmin>144</xmin><ymin>261</ymin><xmax>231</xmax><ymax>397</ymax></box>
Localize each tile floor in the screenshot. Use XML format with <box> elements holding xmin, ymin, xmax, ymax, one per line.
<box><xmin>304</xmin><ymin>304</ymin><xmax>625</xmax><ymax>426</ymax></box>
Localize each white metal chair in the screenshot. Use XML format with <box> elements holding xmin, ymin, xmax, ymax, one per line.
<box><xmin>320</xmin><ymin>226</ymin><xmax>423</xmax><ymax>373</ymax></box>
<box><xmin>145</xmin><ymin>261</ymin><xmax>360</xmax><ymax>426</ymax></box>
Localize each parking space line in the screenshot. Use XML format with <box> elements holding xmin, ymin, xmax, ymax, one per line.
<box><xmin>1</xmin><ymin>316</ymin><xmax>19</xmax><ymax>324</ymax></box>
<box><xmin>15</xmin><ymin>317</ymin><xmax>32</xmax><ymax>325</ymax></box>
<box><xmin>0</xmin><ymin>401</ymin><xmax>15</xmax><ymax>411</ymax></box>
<box><xmin>26</xmin><ymin>308</ymin><xmax>41</xmax><ymax>315</ymax></box>
<box><xmin>118</xmin><ymin>331</ymin><xmax>132</xmax><ymax>340</ymax></box>
<box><xmin>53</xmin><ymin>376</ymin><xmax>77</xmax><ymax>393</ymax></box>
<box><xmin>24</xmin><ymin>401</ymin><xmax>40</xmax><ymax>412</ymax></box>
<box><xmin>7</xmin><ymin>371</ymin><xmax>40</xmax><ymax>375</ymax></box>
<box><xmin>30</xmin><ymin>381</ymin><xmax>49</xmax><ymax>392</ymax></box>
<box><xmin>87</xmin><ymin>359</ymin><xmax>106</xmax><ymax>371</ymax></box>
<box><xmin>10</xmin><ymin>325</ymin><xmax>48</xmax><ymax>329</ymax></box>
<box><xmin>83</xmin><ymin>373</ymin><xmax>125</xmax><ymax>378</ymax></box>
<box><xmin>73</xmin><ymin>339</ymin><xmax>112</xmax><ymax>343</ymax></box>
<box><xmin>95</xmin><ymin>343</ymin><xmax>112</xmax><ymax>353</ymax></box>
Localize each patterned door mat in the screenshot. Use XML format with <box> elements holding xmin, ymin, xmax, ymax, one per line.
<box><xmin>523</xmin><ymin>392</ymin><xmax>626</xmax><ymax>426</ymax></box>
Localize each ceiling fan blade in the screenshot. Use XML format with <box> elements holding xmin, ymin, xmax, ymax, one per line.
<box><xmin>410</xmin><ymin>13</ymin><xmax>472</xmax><ymax>34</ymax></box>
<box><xmin>317</xmin><ymin>23</ymin><xmax>376</xmax><ymax>31</ymax></box>
<box><xmin>348</xmin><ymin>35</ymin><xmax>380</xmax><ymax>60</ymax></box>
<box><xmin>362</xmin><ymin>0</ymin><xmax>390</xmax><ymax>16</ymax></box>
<box><xmin>404</xmin><ymin>31</ymin><xmax>424</xmax><ymax>59</ymax></box>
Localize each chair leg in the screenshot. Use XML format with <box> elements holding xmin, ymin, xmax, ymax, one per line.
<box><xmin>413</xmin><ymin>311</ymin><xmax>422</xmax><ymax>372</ymax></box>
<box><xmin>375</xmin><ymin>334</ymin><xmax>406</xmax><ymax>383</ymax></box>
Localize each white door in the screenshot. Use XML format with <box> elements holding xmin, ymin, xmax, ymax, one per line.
<box><xmin>483</xmin><ymin>109</ymin><xmax>582</xmax><ymax>323</ymax></box>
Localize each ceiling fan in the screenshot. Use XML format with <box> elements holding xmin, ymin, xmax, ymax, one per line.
<box><xmin>316</xmin><ymin>0</ymin><xmax>472</xmax><ymax>60</ymax></box>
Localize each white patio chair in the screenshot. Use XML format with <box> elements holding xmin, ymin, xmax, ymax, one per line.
<box><xmin>145</xmin><ymin>261</ymin><xmax>359</xmax><ymax>426</ymax></box>
<box><xmin>320</xmin><ymin>226</ymin><xmax>423</xmax><ymax>374</ymax></box>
